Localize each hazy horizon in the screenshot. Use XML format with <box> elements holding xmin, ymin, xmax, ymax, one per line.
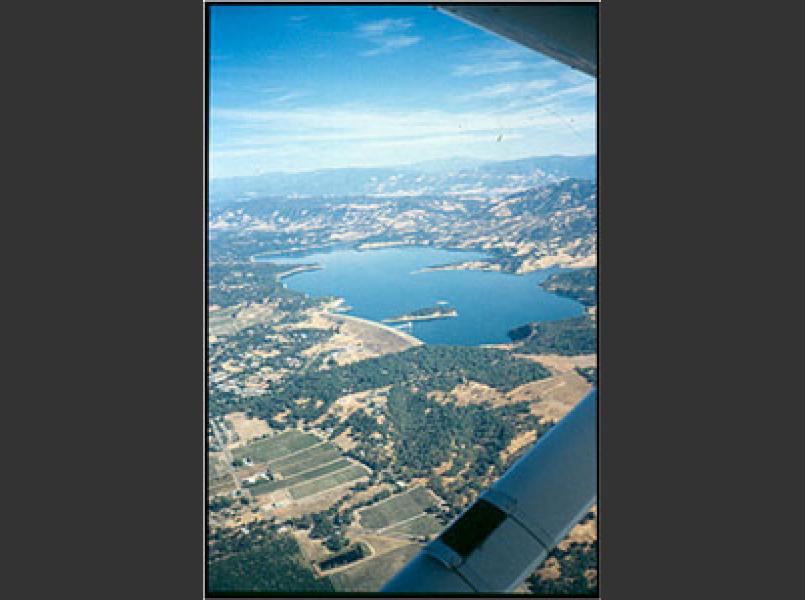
<box><xmin>208</xmin><ymin>152</ymin><xmax>595</xmax><ymax>181</ymax></box>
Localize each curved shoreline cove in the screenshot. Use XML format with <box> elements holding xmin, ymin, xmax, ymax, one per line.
<box><xmin>257</xmin><ymin>247</ymin><xmax>585</xmax><ymax>346</ymax></box>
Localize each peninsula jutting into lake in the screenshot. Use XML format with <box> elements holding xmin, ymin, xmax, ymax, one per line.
<box><xmin>382</xmin><ymin>304</ymin><xmax>459</xmax><ymax>324</ymax></box>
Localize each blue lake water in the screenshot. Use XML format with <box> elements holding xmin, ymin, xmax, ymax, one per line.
<box><xmin>257</xmin><ymin>247</ymin><xmax>584</xmax><ymax>346</ymax></box>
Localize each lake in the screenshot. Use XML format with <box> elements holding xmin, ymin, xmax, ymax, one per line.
<box><xmin>257</xmin><ymin>247</ymin><xmax>584</xmax><ymax>346</ymax></box>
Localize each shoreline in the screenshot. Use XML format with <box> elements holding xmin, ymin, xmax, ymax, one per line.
<box><xmin>324</xmin><ymin>312</ymin><xmax>423</xmax><ymax>347</ymax></box>
<box><xmin>253</xmin><ymin>243</ymin><xmax>595</xmax><ymax>277</ymax></box>
<box><xmin>414</xmin><ymin>257</ymin><xmax>596</xmax><ymax>276</ymax></box>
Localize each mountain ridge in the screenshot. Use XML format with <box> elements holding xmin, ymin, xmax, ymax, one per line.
<box><xmin>210</xmin><ymin>154</ymin><xmax>596</xmax><ymax>204</ymax></box>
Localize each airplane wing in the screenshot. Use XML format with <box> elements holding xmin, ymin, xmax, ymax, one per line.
<box><xmin>437</xmin><ymin>4</ymin><xmax>597</xmax><ymax>77</ymax></box>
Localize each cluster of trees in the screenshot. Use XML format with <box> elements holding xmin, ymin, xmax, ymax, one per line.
<box><xmin>576</xmin><ymin>366</ymin><xmax>597</xmax><ymax>385</ymax></box>
<box><xmin>317</xmin><ymin>543</ymin><xmax>368</xmax><ymax>572</ymax></box>
<box><xmin>425</xmin><ymin>409</ymin><xmax>555</xmax><ymax>519</ymax></box>
<box><xmin>208</xmin><ymin>388</ymin><xmax>242</xmax><ymax>418</ymax></box>
<box><xmin>385</xmin><ymin>385</ymin><xmax>514</xmax><ymax>477</ymax></box>
<box><xmin>527</xmin><ymin>540</ymin><xmax>598</xmax><ymax>597</ymax></box>
<box><xmin>333</xmin><ymin>385</ymin><xmax>544</xmax><ymax>497</ymax></box>
<box><xmin>345</xmin><ymin>488</ymin><xmax>393</xmax><ymax>513</ymax></box>
<box><xmin>208</xmin><ymin>527</ymin><xmax>334</xmax><ymax>593</ymax></box>
<box><xmin>285</xmin><ymin>506</ymin><xmax>352</xmax><ymax>555</ymax></box>
<box><xmin>309</xmin><ymin>511</ymin><xmax>336</xmax><ymax>540</ymax></box>
<box><xmin>342</xmin><ymin>409</ymin><xmax>392</xmax><ymax>472</ymax></box>
<box><xmin>541</xmin><ymin>267</ymin><xmax>597</xmax><ymax>307</ymax></box>
<box><xmin>208</xmin><ymin>495</ymin><xmax>234</xmax><ymax>512</ymax></box>
<box><xmin>248</xmin><ymin>345</ymin><xmax>552</xmax><ymax>423</ymax></box>
<box><xmin>508</xmin><ymin>315</ymin><xmax>597</xmax><ymax>356</ymax></box>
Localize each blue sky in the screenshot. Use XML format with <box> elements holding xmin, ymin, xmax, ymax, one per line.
<box><xmin>209</xmin><ymin>5</ymin><xmax>596</xmax><ymax>179</ymax></box>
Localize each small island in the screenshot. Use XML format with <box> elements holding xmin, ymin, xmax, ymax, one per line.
<box><xmin>413</xmin><ymin>260</ymin><xmax>503</xmax><ymax>274</ymax></box>
<box><xmin>276</xmin><ymin>263</ymin><xmax>322</xmax><ymax>279</ymax></box>
<box><xmin>382</xmin><ymin>304</ymin><xmax>458</xmax><ymax>323</ymax></box>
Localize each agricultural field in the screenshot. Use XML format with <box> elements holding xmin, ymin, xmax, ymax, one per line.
<box><xmin>232</xmin><ymin>430</ymin><xmax>320</xmax><ymax>463</ymax></box>
<box><xmin>385</xmin><ymin>514</ymin><xmax>444</xmax><ymax>538</ymax></box>
<box><xmin>245</xmin><ymin>458</ymin><xmax>353</xmax><ymax>496</ymax></box>
<box><xmin>289</xmin><ymin>464</ymin><xmax>371</xmax><ymax>500</ymax></box>
<box><xmin>357</xmin><ymin>487</ymin><xmax>437</xmax><ymax>531</ymax></box>
<box><xmin>229</xmin><ymin>429</ymin><xmax>373</xmax><ymax>502</ymax></box>
<box><xmin>268</xmin><ymin>443</ymin><xmax>343</xmax><ymax>476</ymax></box>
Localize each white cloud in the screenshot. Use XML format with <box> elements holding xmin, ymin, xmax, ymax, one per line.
<box><xmin>356</xmin><ymin>18</ymin><xmax>421</xmax><ymax>56</ymax></box>
<box><xmin>489</xmin><ymin>81</ymin><xmax>596</xmax><ymax>114</ymax></box>
<box><xmin>452</xmin><ymin>60</ymin><xmax>525</xmax><ymax>77</ymax></box>
<box><xmin>212</xmin><ymin>101</ymin><xmax>594</xmax><ymax>153</ymax></box>
<box><xmin>274</xmin><ymin>91</ymin><xmax>310</xmax><ymax>103</ymax></box>
<box><xmin>449</xmin><ymin>41</ymin><xmax>547</xmax><ymax>76</ymax></box>
<box><xmin>361</xmin><ymin>35</ymin><xmax>421</xmax><ymax>56</ymax></box>
<box><xmin>460</xmin><ymin>79</ymin><xmax>556</xmax><ymax>100</ymax></box>
<box><xmin>357</xmin><ymin>18</ymin><xmax>413</xmax><ymax>36</ymax></box>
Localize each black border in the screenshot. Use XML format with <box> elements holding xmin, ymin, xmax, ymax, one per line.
<box><xmin>204</xmin><ymin>2</ymin><xmax>599</xmax><ymax>598</ymax></box>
